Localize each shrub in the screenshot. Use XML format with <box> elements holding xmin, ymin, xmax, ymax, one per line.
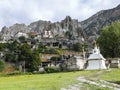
<box><xmin>0</xmin><ymin>60</ymin><xmax>5</xmax><ymax>72</ymax></box>
<box><xmin>42</xmin><ymin>48</ymin><xmax>61</xmax><ymax>54</ymax></box>
<box><xmin>72</xmin><ymin>42</ymin><xmax>83</xmax><ymax>52</ymax></box>
<box><xmin>7</xmin><ymin>71</ymin><xmax>33</xmax><ymax>76</ymax></box>
<box><xmin>2</xmin><ymin>63</ymin><xmax>15</xmax><ymax>74</ymax></box>
<box><xmin>50</xmin><ymin>56</ymin><xmax>61</xmax><ymax>61</ymax></box>
<box><xmin>44</xmin><ymin>66</ymin><xmax>60</xmax><ymax>73</ymax></box>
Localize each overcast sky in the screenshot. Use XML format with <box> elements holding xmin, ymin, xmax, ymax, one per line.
<box><xmin>0</xmin><ymin>0</ymin><xmax>120</xmax><ymax>30</ymax></box>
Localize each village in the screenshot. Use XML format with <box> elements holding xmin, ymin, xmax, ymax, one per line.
<box><xmin>0</xmin><ymin>0</ymin><xmax>120</xmax><ymax>90</ymax></box>
<box><xmin>0</xmin><ymin>24</ymin><xmax>120</xmax><ymax>90</ymax></box>
<box><xmin>0</xmin><ymin>28</ymin><xmax>120</xmax><ymax>74</ymax></box>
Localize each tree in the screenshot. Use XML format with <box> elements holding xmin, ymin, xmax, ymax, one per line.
<box><xmin>18</xmin><ymin>44</ymin><xmax>41</xmax><ymax>71</ymax></box>
<box><xmin>5</xmin><ymin>52</ymin><xmax>16</xmax><ymax>62</ymax></box>
<box><xmin>72</xmin><ymin>42</ymin><xmax>83</xmax><ymax>52</ymax></box>
<box><xmin>38</xmin><ymin>42</ymin><xmax>46</xmax><ymax>53</ymax></box>
<box><xmin>30</xmin><ymin>50</ymin><xmax>41</xmax><ymax>71</ymax></box>
<box><xmin>97</xmin><ymin>20</ymin><xmax>120</xmax><ymax>58</ymax></box>
<box><xmin>0</xmin><ymin>43</ymin><xmax>8</xmax><ymax>51</ymax></box>
<box><xmin>29</xmin><ymin>32</ymin><xmax>35</xmax><ymax>39</ymax></box>
<box><xmin>18</xmin><ymin>44</ymin><xmax>32</xmax><ymax>70</ymax></box>
<box><xmin>8</xmin><ymin>40</ymin><xmax>19</xmax><ymax>51</ymax></box>
<box><xmin>18</xmin><ymin>36</ymin><xmax>26</xmax><ymax>43</ymax></box>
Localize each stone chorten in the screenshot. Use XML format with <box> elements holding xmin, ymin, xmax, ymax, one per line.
<box><xmin>86</xmin><ymin>41</ymin><xmax>107</xmax><ymax>70</ymax></box>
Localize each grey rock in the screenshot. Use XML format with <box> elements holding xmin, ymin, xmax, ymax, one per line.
<box><xmin>0</xmin><ymin>16</ymin><xmax>84</xmax><ymax>41</ymax></box>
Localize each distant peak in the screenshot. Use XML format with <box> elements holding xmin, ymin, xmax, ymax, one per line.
<box><xmin>64</xmin><ymin>16</ymin><xmax>72</xmax><ymax>22</ymax></box>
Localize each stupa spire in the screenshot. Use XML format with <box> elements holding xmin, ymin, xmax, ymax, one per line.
<box><xmin>93</xmin><ymin>40</ymin><xmax>97</xmax><ymax>48</ymax></box>
<box><xmin>92</xmin><ymin>40</ymin><xmax>100</xmax><ymax>54</ymax></box>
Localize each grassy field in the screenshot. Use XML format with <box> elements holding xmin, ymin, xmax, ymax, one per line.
<box><xmin>0</xmin><ymin>70</ymin><xmax>97</xmax><ymax>90</ymax></box>
<box><xmin>99</xmin><ymin>68</ymin><xmax>120</xmax><ymax>84</ymax></box>
<box><xmin>0</xmin><ymin>69</ymin><xmax>119</xmax><ymax>90</ymax></box>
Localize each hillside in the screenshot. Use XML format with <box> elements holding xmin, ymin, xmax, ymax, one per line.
<box><xmin>0</xmin><ymin>16</ymin><xmax>85</xmax><ymax>42</ymax></box>
<box><xmin>81</xmin><ymin>4</ymin><xmax>120</xmax><ymax>42</ymax></box>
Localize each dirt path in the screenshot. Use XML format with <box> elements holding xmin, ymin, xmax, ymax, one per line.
<box><xmin>61</xmin><ymin>70</ymin><xmax>120</xmax><ymax>90</ymax></box>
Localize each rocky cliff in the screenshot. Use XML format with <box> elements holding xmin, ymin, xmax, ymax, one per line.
<box><xmin>0</xmin><ymin>16</ymin><xmax>84</xmax><ymax>41</ymax></box>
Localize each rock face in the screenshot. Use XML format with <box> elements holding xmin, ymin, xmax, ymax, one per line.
<box><xmin>28</xmin><ymin>16</ymin><xmax>84</xmax><ymax>38</ymax></box>
<box><xmin>81</xmin><ymin>4</ymin><xmax>120</xmax><ymax>39</ymax></box>
<box><xmin>0</xmin><ymin>4</ymin><xmax>120</xmax><ymax>43</ymax></box>
<box><xmin>0</xmin><ymin>16</ymin><xmax>84</xmax><ymax>41</ymax></box>
<box><xmin>0</xmin><ymin>24</ymin><xmax>29</xmax><ymax>41</ymax></box>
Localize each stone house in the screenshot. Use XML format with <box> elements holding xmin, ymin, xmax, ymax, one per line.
<box><xmin>106</xmin><ymin>58</ymin><xmax>120</xmax><ymax>68</ymax></box>
<box><xmin>64</xmin><ymin>55</ymin><xmax>85</xmax><ymax>70</ymax></box>
<box><xmin>38</xmin><ymin>54</ymin><xmax>85</xmax><ymax>71</ymax></box>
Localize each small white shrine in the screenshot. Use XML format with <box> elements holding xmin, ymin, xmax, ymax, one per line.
<box><xmin>43</xmin><ymin>30</ymin><xmax>53</xmax><ymax>38</ymax></box>
<box><xmin>86</xmin><ymin>44</ymin><xmax>107</xmax><ymax>70</ymax></box>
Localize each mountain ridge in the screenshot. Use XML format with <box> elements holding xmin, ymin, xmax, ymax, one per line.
<box><xmin>0</xmin><ymin>16</ymin><xmax>84</xmax><ymax>41</ymax></box>
<box><xmin>81</xmin><ymin>4</ymin><xmax>120</xmax><ymax>36</ymax></box>
<box><xmin>0</xmin><ymin>4</ymin><xmax>120</xmax><ymax>42</ymax></box>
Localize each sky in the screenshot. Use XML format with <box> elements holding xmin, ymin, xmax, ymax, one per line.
<box><xmin>0</xmin><ymin>0</ymin><xmax>120</xmax><ymax>30</ymax></box>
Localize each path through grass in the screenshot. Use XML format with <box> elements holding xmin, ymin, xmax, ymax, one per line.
<box><xmin>61</xmin><ymin>69</ymin><xmax>120</xmax><ymax>90</ymax></box>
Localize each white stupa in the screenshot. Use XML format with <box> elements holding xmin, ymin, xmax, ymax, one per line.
<box><xmin>86</xmin><ymin>45</ymin><xmax>107</xmax><ymax>70</ymax></box>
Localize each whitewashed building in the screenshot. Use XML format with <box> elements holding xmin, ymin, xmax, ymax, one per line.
<box><xmin>110</xmin><ymin>58</ymin><xmax>120</xmax><ymax>68</ymax></box>
<box><xmin>43</xmin><ymin>30</ymin><xmax>53</xmax><ymax>38</ymax></box>
<box><xmin>74</xmin><ymin>56</ymin><xmax>85</xmax><ymax>70</ymax></box>
<box><xmin>67</xmin><ymin>56</ymin><xmax>85</xmax><ymax>70</ymax></box>
<box><xmin>86</xmin><ymin>46</ymin><xmax>107</xmax><ymax>70</ymax></box>
<box><xmin>15</xmin><ymin>32</ymin><xmax>28</xmax><ymax>38</ymax></box>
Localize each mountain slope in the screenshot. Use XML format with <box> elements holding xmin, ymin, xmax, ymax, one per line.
<box><xmin>81</xmin><ymin>4</ymin><xmax>120</xmax><ymax>37</ymax></box>
<box><xmin>0</xmin><ymin>4</ymin><xmax>120</xmax><ymax>43</ymax></box>
<box><xmin>0</xmin><ymin>16</ymin><xmax>84</xmax><ymax>41</ymax></box>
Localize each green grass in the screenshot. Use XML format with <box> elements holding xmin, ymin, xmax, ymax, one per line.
<box><xmin>80</xmin><ymin>69</ymin><xmax>120</xmax><ymax>90</ymax></box>
<box><xmin>0</xmin><ymin>70</ymin><xmax>97</xmax><ymax>90</ymax></box>
<box><xmin>1</xmin><ymin>69</ymin><xmax>119</xmax><ymax>90</ymax></box>
<box><xmin>99</xmin><ymin>68</ymin><xmax>120</xmax><ymax>84</ymax></box>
